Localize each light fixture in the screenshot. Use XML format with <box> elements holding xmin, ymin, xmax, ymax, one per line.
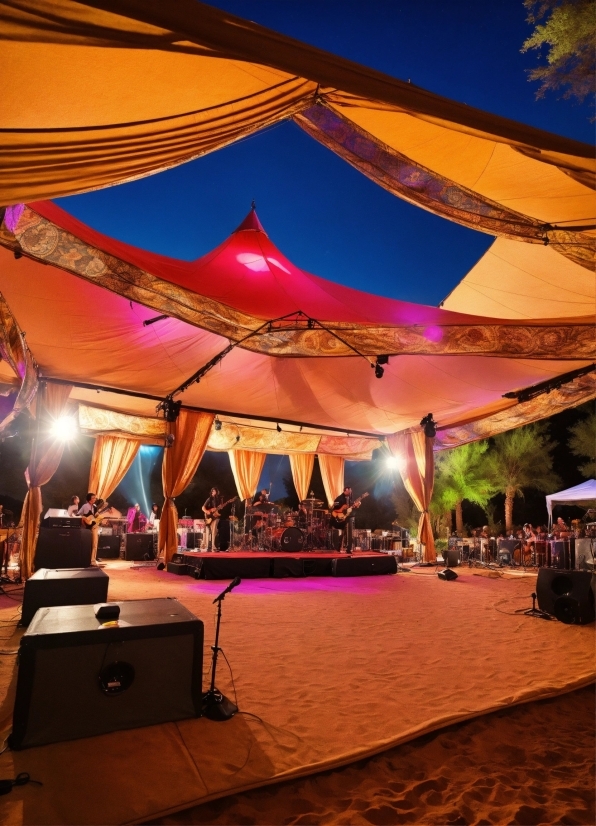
<box><xmin>214</xmin><ymin>417</ymin><xmax>222</xmax><ymax>431</ymax></box>
<box><xmin>50</xmin><ymin>415</ymin><xmax>77</xmax><ymax>441</ymax></box>
<box><xmin>276</xmin><ymin>423</ymin><xmax>282</xmax><ymax>433</ymax></box>
<box><xmin>164</xmin><ymin>434</ymin><xmax>175</xmax><ymax>449</ymax></box>
<box><xmin>420</xmin><ymin>413</ymin><xmax>436</xmax><ymax>438</ymax></box>
<box><xmin>235</xmin><ymin>434</ymin><xmax>240</xmax><ymax>443</ymax></box>
<box><xmin>385</xmin><ymin>455</ymin><xmax>405</xmax><ymax>473</ymax></box>
<box><xmin>157</xmin><ymin>397</ymin><xmax>181</xmax><ymax>423</ymax></box>
<box><xmin>374</xmin><ymin>363</ymin><xmax>384</xmax><ymax>379</ymax></box>
<box><xmin>373</xmin><ymin>355</ymin><xmax>389</xmax><ymax>379</ymax></box>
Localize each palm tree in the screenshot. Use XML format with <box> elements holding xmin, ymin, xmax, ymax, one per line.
<box><xmin>487</xmin><ymin>422</ymin><xmax>560</xmax><ymax>533</ymax></box>
<box><xmin>569</xmin><ymin>410</ymin><xmax>596</xmax><ymax>478</ymax></box>
<box><xmin>432</xmin><ymin>441</ymin><xmax>497</xmax><ymax>534</ymax></box>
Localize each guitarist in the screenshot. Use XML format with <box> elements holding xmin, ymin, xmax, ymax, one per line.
<box><xmin>202</xmin><ymin>487</ymin><xmax>224</xmax><ymax>551</ymax></box>
<box><xmin>77</xmin><ymin>492</ymin><xmax>100</xmax><ymax>565</ymax></box>
<box><xmin>331</xmin><ymin>487</ymin><xmax>362</xmax><ymax>555</ymax></box>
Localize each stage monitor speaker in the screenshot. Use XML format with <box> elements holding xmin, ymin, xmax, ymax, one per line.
<box><xmin>10</xmin><ymin>598</ymin><xmax>203</xmax><ymax>749</ymax></box>
<box><xmin>124</xmin><ymin>533</ymin><xmax>156</xmax><ymax>560</ymax></box>
<box><xmin>332</xmin><ymin>555</ymin><xmax>397</xmax><ymax>577</ymax></box>
<box><xmin>21</xmin><ymin>568</ymin><xmax>109</xmax><ymax>626</ymax></box>
<box><xmin>35</xmin><ymin>527</ymin><xmax>93</xmax><ymax>570</ymax></box>
<box><xmin>438</xmin><ymin>568</ymin><xmax>458</xmax><ymax>581</ymax></box>
<box><xmin>536</xmin><ymin>569</ymin><xmax>595</xmax><ymax>625</ymax></box>
<box><xmin>96</xmin><ymin>535</ymin><xmax>121</xmax><ymax>559</ymax></box>
<box><xmin>166</xmin><ymin>562</ymin><xmax>189</xmax><ymax>576</ymax></box>
<box><xmin>445</xmin><ymin>549</ymin><xmax>460</xmax><ymax>568</ymax></box>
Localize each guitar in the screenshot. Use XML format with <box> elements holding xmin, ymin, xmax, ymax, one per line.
<box><xmin>81</xmin><ymin>502</ymin><xmax>111</xmax><ymax>529</ymax></box>
<box><xmin>204</xmin><ymin>496</ymin><xmax>238</xmax><ymax>526</ymax></box>
<box><xmin>330</xmin><ymin>492</ymin><xmax>369</xmax><ymax>527</ymax></box>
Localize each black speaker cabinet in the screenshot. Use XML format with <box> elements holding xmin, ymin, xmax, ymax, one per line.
<box><xmin>332</xmin><ymin>555</ymin><xmax>397</xmax><ymax>577</ymax></box>
<box><xmin>536</xmin><ymin>569</ymin><xmax>595</xmax><ymax>625</ymax></box>
<box><xmin>124</xmin><ymin>533</ymin><xmax>156</xmax><ymax>560</ymax></box>
<box><xmin>10</xmin><ymin>598</ymin><xmax>203</xmax><ymax>749</ymax></box>
<box><xmin>35</xmin><ymin>527</ymin><xmax>93</xmax><ymax>570</ymax></box>
<box><xmin>202</xmin><ymin>556</ymin><xmax>271</xmax><ymax>579</ymax></box>
<box><xmin>445</xmin><ymin>549</ymin><xmax>460</xmax><ymax>568</ymax></box>
<box><xmin>21</xmin><ymin>568</ymin><xmax>109</xmax><ymax>626</ymax></box>
<box><xmin>438</xmin><ymin>568</ymin><xmax>458</xmax><ymax>581</ymax></box>
<box><xmin>96</xmin><ymin>535</ymin><xmax>121</xmax><ymax>559</ymax></box>
<box><xmin>185</xmin><ymin>531</ymin><xmax>203</xmax><ymax>550</ymax></box>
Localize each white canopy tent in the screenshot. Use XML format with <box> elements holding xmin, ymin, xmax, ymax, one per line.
<box><xmin>546</xmin><ymin>480</ymin><xmax>596</xmax><ymax>525</ymax></box>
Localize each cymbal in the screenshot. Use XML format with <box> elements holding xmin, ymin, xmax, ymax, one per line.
<box><xmin>301</xmin><ymin>498</ymin><xmax>324</xmax><ymax>507</ymax></box>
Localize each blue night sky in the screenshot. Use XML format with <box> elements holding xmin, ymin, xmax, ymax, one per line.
<box><xmin>54</xmin><ymin>0</ymin><xmax>593</xmax><ymax>308</ymax></box>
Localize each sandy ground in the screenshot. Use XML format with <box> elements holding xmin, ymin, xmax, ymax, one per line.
<box><xmin>151</xmin><ymin>685</ymin><xmax>595</xmax><ymax>826</ymax></box>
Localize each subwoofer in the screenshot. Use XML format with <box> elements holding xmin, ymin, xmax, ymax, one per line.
<box><xmin>536</xmin><ymin>569</ymin><xmax>595</xmax><ymax>625</ymax></box>
<box><xmin>21</xmin><ymin>567</ymin><xmax>109</xmax><ymax>626</ymax></box>
<box><xmin>10</xmin><ymin>598</ymin><xmax>203</xmax><ymax>749</ymax></box>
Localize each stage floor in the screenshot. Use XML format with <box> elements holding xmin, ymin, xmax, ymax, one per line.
<box><xmin>0</xmin><ymin>562</ymin><xmax>593</xmax><ymax>825</ymax></box>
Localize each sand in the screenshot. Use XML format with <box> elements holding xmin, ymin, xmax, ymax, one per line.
<box><xmin>0</xmin><ymin>560</ymin><xmax>593</xmax><ymax>825</ymax></box>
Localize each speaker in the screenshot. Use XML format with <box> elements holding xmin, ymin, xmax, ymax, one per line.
<box><xmin>124</xmin><ymin>533</ymin><xmax>156</xmax><ymax>560</ymax></box>
<box><xmin>166</xmin><ymin>562</ymin><xmax>189</xmax><ymax>576</ymax></box>
<box><xmin>35</xmin><ymin>528</ymin><xmax>93</xmax><ymax>570</ymax></box>
<box><xmin>10</xmin><ymin>598</ymin><xmax>203</xmax><ymax>749</ymax></box>
<box><xmin>536</xmin><ymin>569</ymin><xmax>595</xmax><ymax>624</ymax></box>
<box><xmin>185</xmin><ymin>531</ymin><xmax>203</xmax><ymax>550</ymax></box>
<box><xmin>96</xmin><ymin>535</ymin><xmax>121</xmax><ymax>559</ymax></box>
<box><xmin>21</xmin><ymin>568</ymin><xmax>109</xmax><ymax>626</ymax></box>
<box><xmin>202</xmin><ymin>556</ymin><xmax>271</xmax><ymax>579</ymax></box>
<box><xmin>445</xmin><ymin>549</ymin><xmax>460</xmax><ymax>568</ymax></box>
<box><xmin>332</xmin><ymin>555</ymin><xmax>397</xmax><ymax>577</ymax></box>
<box><xmin>438</xmin><ymin>568</ymin><xmax>458</xmax><ymax>580</ymax></box>
<box><xmin>575</xmin><ymin>538</ymin><xmax>595</xmax><ymax>571</ymax></box>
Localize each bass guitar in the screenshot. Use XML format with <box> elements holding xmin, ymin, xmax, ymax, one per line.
<box><xmin>204</xmin><ymin>496</ymin><xmax>238</xmax><ymax>526</ymax></box>
<box><xmin>81</xmin><ymin>502</ymin><xmax>111</xmax><ymax>529</ymax></box>
<box><xmin>330</xmin><ymin>492</ymin><xmax>369</xmax><ymax>528</ymax></box>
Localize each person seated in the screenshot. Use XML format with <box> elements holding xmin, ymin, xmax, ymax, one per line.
<box><xmin>67</xmin><ymin>495</ymin><xmax>80</xmax><ymax>516</ymax></box>
<box><xmin>126</xmin><ymin>503</ymin><xmax>147</xmax><ymax>533</ymax></box>
<box><xmin>553</xmin><ymin>517</ymin><xmax>571</xmax><ymax>536</ymax></box>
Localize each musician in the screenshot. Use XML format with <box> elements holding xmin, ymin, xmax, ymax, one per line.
<box><xmin>253</xmin><ymin>490</ymin><xmax>270</xmax><ymax>508</ymax></box>
<box><xmin>148</xmin><ymin>503</ymin><xmax>160</xmax><ymax>528</ymax></box>
<box><xmin>202</xmin><ymin>487</ymin><xmax>223</xmax><ymax>551</ymax></box>
<box><xmin>332</xmin><ymin>486</ymin><xmax>360</xmax><ymax>554</ymax></box>
<box><xmin>553</xmin><ymin>517</ymin><xmax>570</xmax><ymax>536</ymax></box>
<box><xmin>126</xmin><ymin>503</ymin><xmax>147</xmax><ymax>534</ymax></box>
<box><xmin>77</xmin><ymin>493</ymin><xmax>99</xmax><ymax>565</ymax></box>
<box><xmin>67</xmin><ymin>495</ymin><xmax>80</xmax><ymax>517</ymax></box>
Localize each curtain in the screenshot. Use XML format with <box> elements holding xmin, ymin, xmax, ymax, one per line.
<box><xmin>158</xmin><ymin>410</ymin><xmax>213</xmax><ymax>564</ymax></box>
<box><xmin>388</xmin><ymin>430</ymin><xmax>436</xmax><ymax>562</ymax></box>
<box><xmin>88</xmin><ymin>435</ymin><xmax>140</xmax><ymax>500</ymax></box>
<box><xmin>289</xmin><ymin>453</ymin><xmax>315</xmax><ymax>503</ymax></box>
<box><xmin>318</xmin><ymin>454</ymin><xmax>345</xmax><ymax>507</ymax></box>
<box><xmin>228</xmin><ymin>450</ymin><xmax>266</xmax><ymax>502</ymax></box>
<box><xmin>19</xmin><ymin>381</ymin><xmax>73</xmax><ymax>580</ymax></box>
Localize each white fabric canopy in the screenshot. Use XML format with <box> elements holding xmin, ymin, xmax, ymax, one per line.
<box><xmin>546</xmin><ymin>480</ymin><xmax>596</xmax><ymax>521</ymax></box>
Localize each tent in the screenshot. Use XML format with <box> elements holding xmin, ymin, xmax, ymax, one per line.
<box><xmin>546</xmin><ymin>480</ymin><xmax>596</xmax><ymax>524</ymax></box>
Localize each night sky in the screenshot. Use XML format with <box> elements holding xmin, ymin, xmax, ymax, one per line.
<box><xmin>54</xmin><ymin>0</ymin><xmax>593</xmax><ymax>307</ymax></box>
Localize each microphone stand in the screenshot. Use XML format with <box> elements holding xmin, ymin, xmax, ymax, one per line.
<box><xmin>201</xmin><ymin>580</ymin><xmax>240</xmax><ymax>720</ymax></box>
<box><xmin>523</xmin><ymin>591</ymin><xmax>552</xmax><ymax>620</ymax></box>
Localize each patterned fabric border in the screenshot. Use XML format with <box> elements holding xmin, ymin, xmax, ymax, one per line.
<box><xmin>0</xmin><ymin>291</ymin><xmax>38</xmax><ymax>433</ymax></box>
<box><xmin>4</xmin><ymin>207</ymin><xmax>594</xmax><ymax>360</ymax></box>
<box><xmin>295</xmin><ymin>103</ymin><xmax>595</xmax><ymax>272</ymax></box>
<box><xmin>435</xmin><ymin>372</ymin><xmax>596</xmax><ymax>449</ymax></box>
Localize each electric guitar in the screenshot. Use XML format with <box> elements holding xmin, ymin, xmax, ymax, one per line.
<box><xmin>80</xmin><ymin>502</ymin><xmax>111</xmax><ymax>529</ymax></box>
<box><xmin>204</xmin><ymin>496</ymin><xmax>238</xmax><ymax>526</ymax></box>
<box><xmin>330</xmin><ymin>492</ymin><xmax>369</xmax><ymax>527</ymax></box>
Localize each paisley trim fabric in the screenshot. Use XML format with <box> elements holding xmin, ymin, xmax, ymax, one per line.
<box><xmin>0</xmin><ymin>291</ymin><xmax>38</xmax><ymax>433</ymax></box>
<box><xmin>6</xmin><ymin>207</ymin><xmax>594</xmax><ymax>361</ymax></box>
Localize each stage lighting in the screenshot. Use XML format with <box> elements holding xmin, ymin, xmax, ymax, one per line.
<box><xmin>420</xmin><ymin>413</ymin><xmax>436</xmax><ymax>438</ymax></box>
<box><xmin>374</xmin><ymin>363</ymin><xmax>384</xmax><ymax>379</ymax></box>
<box><xmin>50</xmin><ymin>415</ymin><xmax>77</xmax><ymax>441</ymax></box>
<box><xmin>164</xmin><ymin>434</ymin><xmax>175</xmax><ymax>449</ymax></box>
<box><xmin>158</xmin><ymin>397</ymin><xmax>181</xmax><ymax>423</ymax></box>
<box><xmin>373</xmin><ymin>355</ymin><xmax>389</xmax><ymax>379</ymax></box>
<box><xmin>214</xmin><ymin>417</ymin><xmax>222</xmax><ymax>431</ymax></box>
<box><xmin>386</xmin><ymin>455</ymin><xmax>405</xmax><ymax>473</ymax></box>
<box><xmin>276</xmin><ymin>422</ymin><xmax>282</xmax><ymax>432</ymax></box>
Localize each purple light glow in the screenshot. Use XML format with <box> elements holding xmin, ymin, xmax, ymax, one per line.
<box><xmin>423</xmin><ymin>326</ymin><xmax>444</xmax><ymax>343</ymax></box>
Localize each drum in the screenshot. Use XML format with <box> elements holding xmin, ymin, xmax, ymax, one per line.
<box><xmin>272</xmin><ymin>527</ymin><xmax>305</xmax><ymax>552</ymax></box>
<box><xmin>283</xmin><ymin>512</ymin><xmax>298</xmax><ymax>527</ymax></box>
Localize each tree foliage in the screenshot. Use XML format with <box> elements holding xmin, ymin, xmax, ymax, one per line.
<box><xmin>432</xmin><ymin>441</ymin><xmax>498</xmax><ymax>533</ymax></box>
<box><xmin>521</xmin><ymin>0</ymin><xmax>596</xmax><ymax>109</ymax></box>
<box><xmin>568</xmin><ymin>410</ymin><xmax>596</xmax><ymax>477</ymax></box>
<box><xmin>487</xmin><ymin>422</ymin><xmax>560</xmax><ymax>531</ymax></box>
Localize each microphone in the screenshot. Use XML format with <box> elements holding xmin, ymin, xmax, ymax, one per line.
<box><xmin>213</xmin><ymin>576</ymin><xmax>241</xmax><ymax>604</ymax></box>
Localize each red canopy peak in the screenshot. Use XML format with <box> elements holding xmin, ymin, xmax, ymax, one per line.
<box><xmin>233</xmin><ymin>206</ymin><xmax>267</xmax><ymax>235</ymax></box>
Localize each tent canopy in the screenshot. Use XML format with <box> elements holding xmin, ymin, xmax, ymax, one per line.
<box><xmin>546</xmin><ymin>480</ymin><xmax>596</xmax><ymax>520</ymax></box>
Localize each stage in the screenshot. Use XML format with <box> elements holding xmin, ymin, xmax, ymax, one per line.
<box><xmin>174</xmin><ymin>549</ymin><xmax>398</xmax><ymax>579</ymax></box>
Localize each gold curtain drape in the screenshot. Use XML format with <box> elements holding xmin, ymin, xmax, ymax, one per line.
<box><xmin>289</xmin><ymin>453</ymin><xmax>315</xmax><ymax>503</ymax></box>
<box><xmin>388</xmin><ymin>430</ymin><xmax>436</xmax><ymax>562</ymax></box>
<box><xmin>318</xmin><ymin>454</ymin><xmax>345</xmax><ymax>507</ymax></box>
<box><xmin>19</xmin><ymin>381</ymin><xmax>73</xmax><ymax>579</ymax></box>
<box><xmin>158</xmin><ymin>410</ymin><xmax>213</xmax><ymax>564</ymax></box>
<box><xmin>228</xmin><ymin>450</ymin><xmax>267</xmax><ymax>502</ymax></box>
<box><xmin>88</xmin><ymin>435</ymin><xmax>140</xmax><ymax>500</ymax></box>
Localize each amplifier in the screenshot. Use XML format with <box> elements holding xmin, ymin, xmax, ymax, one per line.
<box><xmin>21</xmin><ymin>567</ymin><xmax>109</xmax><ymax>626</ymax></box>
<box><xmin>124</xmin><ymin>533</ymin><xmax>156</xmax><ymax>560</ymax></box>
<box><xmin>96</xmin><ymin>535</ymin><xmax>121</xmax><ymax>559</ymax></box>
<box><xmin>10</xmin><ymin>598</ymin><xmax>203</xmax><ymax>749</ymax></box>
<box><xmin>35</xmin><ymin>527</ymin><xmax>93</xmax><ymax>570</ymax></box>
<box><xmin>42</xmin><ymin>516</ymin><xmax>82</xmax><ymax>529</ymax></box>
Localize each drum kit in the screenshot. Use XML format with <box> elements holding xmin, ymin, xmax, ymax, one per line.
<box><xmin>242</xmin><ymin>495</ymin><xmax>335</xmax><ymax>551</ymax></box>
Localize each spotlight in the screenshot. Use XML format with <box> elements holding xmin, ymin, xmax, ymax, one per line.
<box><xmin>50</xmin><ymin>415</ymin><xmax>77</xmax><ymax>441</ymax></box>
<box><xmin>374</xmin><ymin>363</ymin><xmax>384</xmax><ymax>379</ymax></box>
<box><xmin>235</xmin><ymin>434</ymin><xmax>240</xmax><ymax>443</ymax></box>
<box><xmin>164</xmin><ymin>434</ymin><xmax>175</xmax><ymax>449</ymax></box>
<box><xmin>158</xmin><ymin>397</ymin><xmax>181</xmax><ymax>423</ymax></box>
<box><xmin>376</xmin><ymin>355</ymin><xmax>390</xmax><ymax>365</ymax></box>
<box><xmin>276</xmin><ymin>423</ymin><xmax>282</xmax><ymax>433</ymax></box>
<box><xmin>214</xmin><ymin>417</ymin><xmax>222</xmax><ymax>431</ymax></box>
<box><xmin>14</xmin><ymin>249</ymin><xmax>23</xmax><ymax>260</ymax></box>
<box><xmin>420</xmin><ymin>413</ymin><xmax>436</xmax><ymax>438</ymax></box>
<box><xmin>386</xmin><ymin>455</ymin><xmax>405</xmax><ymax>473</ymax></box>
